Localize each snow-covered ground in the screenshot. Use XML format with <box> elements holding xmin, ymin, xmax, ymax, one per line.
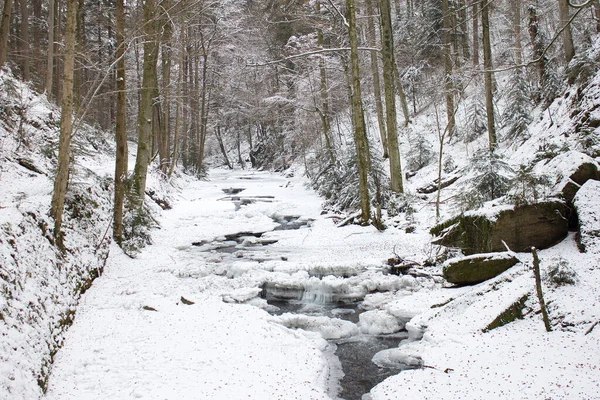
<box><xmin>42</xmin><ymin>168</ymin><xmax>430</xmax><ymax>400</ymax></box>
<box><xmin>41</xmin><ymin>167</ymin><xmax>600</xmax><ymax>400</ymax></box>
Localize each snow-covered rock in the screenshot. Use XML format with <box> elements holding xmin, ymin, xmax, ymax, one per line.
<box><xmin>573</xmin><ymin>179</ymin><xmax>600</xmax><ymax>253</ymax></box>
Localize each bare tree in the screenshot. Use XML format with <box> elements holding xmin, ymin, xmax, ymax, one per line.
<box><xmin>113</xmin><ymin>0</ymin><xmax>127</xmax><ymax>245</ymax></box>
<box><xmin>379</xmin><ymin>0</ymin><xmax>404</xmax><ymax>193</ymax></box>
<box><xmin>365</xmin><ymin>0</ymin><xmax>387</xmax><ymax>159</ymax></box>
<box><xmin>50</xmin><ymin>0</ymin><xmax>78</xmax><ymax>248</ymax></box>
<box><xmin>346</xmin><ymin>0</ymin><xmax>371</xmax><ymax>222</ymax></box>
<box><xmin>132</xmin><ymin>0</ymin><xmax>160</xmax><ymax>206</ymax></box>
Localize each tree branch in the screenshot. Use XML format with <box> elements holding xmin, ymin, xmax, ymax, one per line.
<box><xmin>248</xmin><ymin>47</ymin><xmax>379</xmax><ymax>67</ymax></box>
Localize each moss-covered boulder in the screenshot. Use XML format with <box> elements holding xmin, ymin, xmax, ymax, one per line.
<box><xmin>573</xmin><ymin>180</ymin><xmax>600</xmax><ymax>254</ymax></box>
<box><xmin>431</xmin><ymin>201</ymin><xmax>570</xmax><ymax>254</ymax></box>
<box><xmin>443</xmin><ymin>252</ymin><xmax>520</xmax><ymax>285</ymax></box>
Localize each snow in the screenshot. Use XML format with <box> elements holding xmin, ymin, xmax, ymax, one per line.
<box><xmin>40</xmin><ymin>168</ymin><xmax>428</xmax><ymax>399</ymax></box>
<box><xmin>574</xmin><ymin>180</ymin><xmax>600</xmax><ymax>254</ymax></box>
<box><xmin>1</xmin><ymin>32</ymin><xmax>600</xmax><ymax>400</ymax></box>
<box><xmin>38</xmin><ymin>166</ymin><xmax>599</xmax><ymax>400</ymax></box>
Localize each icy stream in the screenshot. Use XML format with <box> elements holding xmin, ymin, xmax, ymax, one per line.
<box><xmin>262</xmin><ymin>287</ymin><xmax>412</xmax><ymax>400</ymax></box>
<box><xmin>186</xmin><ymin>171</ymin><xmax>423</xmax><ymax>399</ymax></box>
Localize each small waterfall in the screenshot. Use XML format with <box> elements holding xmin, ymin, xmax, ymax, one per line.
<box><xmin>301</xmin><ymin>281</ymin><xmax>334</xmax><ymax>304</ymax></box>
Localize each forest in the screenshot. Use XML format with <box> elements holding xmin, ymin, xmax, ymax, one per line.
<box><xmin>1</xmin><ymin>0</ymin><xmax>600</xmax><ymax>399</ymax></box>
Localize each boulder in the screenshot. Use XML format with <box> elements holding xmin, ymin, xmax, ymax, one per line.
<box><xmin>539</xmin><ymin>150</ymin><xmax>600</xmax><ymax>203</ymax></box>
<box><xmin>443</xmin><ymin>252</ymin><xmax>520</xmax><ymax>285</ymax></box>
<box><xmin>573</xmin><ymin>180</ymin><xmax>600</xmax><ymax>253</ymax></box>
<box><xmin>431</xmin><ymin>201</ymin><xmax>570</xmax><ymax>254</ymax></box>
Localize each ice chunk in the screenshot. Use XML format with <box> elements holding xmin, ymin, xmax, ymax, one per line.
<box><xmin>277</xmin><ymin>313</ymin><xmax>359</xmax><ymax>339</ymax></box>
<box><xmin>372</xmin><ymin>348</ymin><xmax>423</xmax><ymax>369</ymax></box>
<box><xmin>358</xmin><ymin>310</ymin><xmax>404</xmax><ymax>335</ymax></box>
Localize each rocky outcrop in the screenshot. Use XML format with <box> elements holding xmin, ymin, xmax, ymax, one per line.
<box><xmin>431</xmin><ymin>201</ymin><xmax>570</xmax><ymax>255</ymax></box>
<box><xmin>540</xmin><ymin>150</ymin><xmax>600</xmax><ymax>203</ymax></box>
<box><xmin>573</xmin><ymin>180</ymin><xmax>600</xmax><ymax>253</ymax></box>
<box><xmin>443</xmin><ymin>252</ymin><xmax>520</xmax><ymax>285</ymax></box>
<box><xmin>483</xmin><ymin>294</ymin><xmax>529</xmax><ymax>332</ymax></box>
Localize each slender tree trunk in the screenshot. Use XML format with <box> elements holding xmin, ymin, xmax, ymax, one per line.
<box><xmin>458</xmin><ymin>0</ymin><xmax>470</xmax><ymax>60</ymax></box>
<box><xmin>113</xmin><ymin>0</ymin><xmax>127</xmax><ymax>245</ymax></box>
<box><xmin>45</xmin><ymin>0</ymin><xmax>54</xmax><ymax>100</ymax></box>
<box><xmin>0</xmin><ymin>0</ymin><xmax>13</xmax><ymax>69</ymax></box>
<box><xmin>19</xmin><ymin>0</ymin><xmax>29</xmax><ymax>80</ymax></box>
<box><xmin>132</xmin><ymin>0</ymin><xmax>159</xmax><ymax>206</ymax></box>
<box><xmin>558</xmin><ymin>0</ymin><xmax>575</xmax><ymax>63</ymax></box>
<box><xmin>198</xmin><ymin>50</ymin><xmax>209</xmax><ymax>173</ymax></box>
<box><xmin>50</xmin><ymin>0</ymin><xmax>77</xmax><ymax>249</ymax></box>
<box><xmin>54</xmin><ymin>0</ymin><xmax>61</xmax><ymax>103</ymax></box>
<box><xmin>471</xmin><ymin>0</ymin><xmax>479</xmax><ymax>67</ymax></box>
<box><xmin>346</xmin><ymin>0</ymin><xmax>371</xmax><ymax>223</ymax></box>
<box><xmin>168</xmin><ymin>17</ymin><xmax>185</xmax><ymax>178</ymax></box>
<box><xmin>532</xmin><ymin>247</ymin><xmax>552</xmax><ymax>332</ymax></box>
<box><xmin>74</xmin><ymin>0</ymin><xmax>84</xmax><ymax>114</ymax></box>
<box><xmin>442</xmin><ymin>0</ymin><xmax>456</xmax><ymax>137</ymax></box>
<box><xmin>215</xmin><ymin>126</ymin><xmax>232</xmax><ymax>169</ymax></box>
<box><xmin>314</xmin><ymin>0</ymin><xmax>335</xmax><ymax>164</ymax></box>
<box><xmin>512</xmin><ymin>0</ymin><xmax>523</xmax><ymax>66</ymax></box>
<box><xmin>379</xmin><ymin>0</ymin><xmax>404</xmax><ymax>193</ymax></box>
<box><xmin>392</xmin><ymin>59</ymin><xmax>410</xmax><ymax>125</ymax></box>
<box><xmin>365</xmin><ymin>0</ymin><xmax>388</xmax><ymax>158</ymax></box>
<box><xmin>481</xmin><ymin>0</ymin><xmax>496</xmax><ymax>149</ymax></box>
<box><xmin>528</xmin><ymin>5</ymin><xmax>547</xmax><ymax>93</ymax></box>
<box><xmin>159</xmin><ymin>0</ymin><xmax>172</xmax><ymax>174</ymax></box>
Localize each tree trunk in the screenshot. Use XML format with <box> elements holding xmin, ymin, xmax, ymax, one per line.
<box><xmin>365</xmin><ymin>0</ymin><xmax>388</xmax><ymax>158</ymax></box>
<box><xmin>442</xmin><ymin>0</ymin><xmax>456</xmax><ymax>137</ymax></box>
<box><xmin>481</xmin><ymin>0</ymin><xmax>496</xmax><ymax>149</ymax></box>
<box><xmin>458</xmin><ymin>0</ymin><xmax>470</xmax><ymax>60</ymax></box>
<box><xmin>74</xmin><ymin>0</ymin><xmax>84</xmax><ymax>114</ymax></box>
<box><xmin>113</xmin><ymin>0</ymin><xmax>127</xmax><ymax>245</ymax></box>
<box><xmin>159</xmin><ymin>0</ymin><xmax>172</xmax><ymax>174</ymax></box>
<box><xmin>557</xmin><ymin>0</ymin><xmax>574</xmax><ymax>63</ymax></box>
<box><xmin>532</xmin><ymin>247</ymin><xmax>552</xmax><ymax>332</ymax></box>
<box><xmin>49</xmin><ymin>0</ymin><xmax>77</xmax><ymax>249</ymax></box>
<box><xmin>168</xmin><ymin>17</ymin><xmax>185</xmax><ymax>178</ymax></box>
<box><xmin>198</xmin><ymin>50</ymin><xmax>209</xmax><ymax>174</ymax></box>
<box><xmin>132</xmin><ymin>0</ymin><xmax>159</xmax><ymax>207</ymax></box>
<box><xmin>346</xmin><ymin>0</ymin><xmax>371</xmax><ymax>223</ymax></box>
<box><xmin>379</xmin><ymin>0</ymin><xmax>404</xmax><ymax>193</ymax></box>
<box><xmin>215</xmin><ymin>126</ymin><xmax>232</xmax><ymax>169</ymax></box>
<box><xmin>471</xmin><ymin>0</ymin><xmax>479</xmax><ymax>67</ymax></box>
<box><xmin>316</xmin><ymin>0</ymin><xmax>335</xmax><ymax>164</ymax></box>
<box><xmin>528</xmin><ymin>5</ymin><xmax>547</xmax><ymax>94</ymax></box>
<box><xmin>45</xmin><ymin>0</ymin><xmax>54</xmax><ymax>100</ymax></box>
<box><xmin>19</xmin><ymin>0</ymin><xmax>29</xmax><ymax>80</ymax></box>
<box><xmin>0</xmin><ymin>0</ymin><xmax>12</xmax><ymax>70</ymax></box>
<box><xmin>512</xmin><ymin>0</ymin><xmax>523</xmax><ymax>66</ymax></box>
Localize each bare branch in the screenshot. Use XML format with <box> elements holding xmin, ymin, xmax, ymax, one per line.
<box><xmin>248</xmin><ymin>47</ymin><xmax>379</xmax><ymax>67</ymax></box>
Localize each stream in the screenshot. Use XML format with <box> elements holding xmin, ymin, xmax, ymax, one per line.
<box><xmin>192</xmin><ymin>183</ymin><xmax>422</xmax><ymax>399</ymax></box>
<box><xmin>264</xmin><ymin>296</ymin><xmax>410</xmax><ymax>400</ymax></box>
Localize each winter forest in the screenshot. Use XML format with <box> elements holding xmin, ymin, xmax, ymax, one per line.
<box><xmin>1</xmin><ymin>0</ymin><xmax>600</xmax><ymax>399</ymax></box>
